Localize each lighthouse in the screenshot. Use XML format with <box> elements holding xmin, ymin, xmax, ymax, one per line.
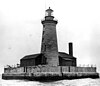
<box><xmin>2</xmin><ymin>7</ymin><xmax>99</xmax><ymax>81</ymax></box>
<box><xmin>41</xmin><ymin>7</ymin><xmax>59</xmax><ymax>66</ymax></box>
<box><xmin>20</xmin><ymin>7</ymin><xmax>76</xmax><ymax>67</ymax></box>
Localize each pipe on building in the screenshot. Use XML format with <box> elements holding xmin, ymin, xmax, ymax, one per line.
<box><xmin>69</xmin><ymin>42</ymin><xmax>73</xmax><ymax>56</ymax></box>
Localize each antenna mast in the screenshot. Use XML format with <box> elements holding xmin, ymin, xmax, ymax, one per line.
<box><xmin>45</xmin><ymin>0</ymin><xmax>52</xmax><ymax>9</ymax></box>
<box><xmin>45</xmin><ymin>0</ymin><xmax>53</xmax><ymax>16</ymax></box>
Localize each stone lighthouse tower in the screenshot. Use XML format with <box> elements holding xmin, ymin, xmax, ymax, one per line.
<box><xmin>41</xmin><ymin>7</ymin><xmax>59</xmax><ymax>66</ymax></box>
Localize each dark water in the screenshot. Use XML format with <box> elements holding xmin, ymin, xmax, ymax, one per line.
<box><xmin>0</xmin><ymin>76</ymin><xmax>100</xmax><ymax>86</ymax></box>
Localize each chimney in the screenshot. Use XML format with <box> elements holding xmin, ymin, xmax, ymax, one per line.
<box><xmin>69</xmin><ymin>42</ymin><xmax>73</xmax><ymax>56</ymax></box>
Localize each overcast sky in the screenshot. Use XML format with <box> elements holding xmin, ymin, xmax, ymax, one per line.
<box><xmin>0</xmin><ymin>0</ymin><xmax>100</xmax><ymax>73</ymax></box>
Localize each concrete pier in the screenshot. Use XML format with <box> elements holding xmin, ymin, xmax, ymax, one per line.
<box><xmin>2</xmin><ymin>72</ymin><xmax>99</xmax><ymax>81</ymax></box>
<box><xmin>2</xmin><ymin>66</ymin><xmax>99</xmax><ymax>81</ymax></box>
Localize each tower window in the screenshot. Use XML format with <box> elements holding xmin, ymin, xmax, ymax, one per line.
<box><xmin>43</xmin><ymin>31</ymin><xmax>45</xmax><ymax>35</ymax></box>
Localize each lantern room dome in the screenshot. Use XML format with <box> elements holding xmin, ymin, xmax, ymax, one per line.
<box><xmin>45</xmin><ymin>7</ymin><xmax>53</xmax><ymax>16</ymax></box>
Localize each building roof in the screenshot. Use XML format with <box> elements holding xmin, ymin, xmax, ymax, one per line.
<box><xmin>21</xmin><ymin>53</ymin><xmax>41</xmax><ymax>60</ymax></box>
<box><xmin>59</xmin><ymin>52</ymin><xmax>76</xmax><ymax>59</ymax></box>
<box><xmin>21</xmin><ymin>52</ymin><xmax>76</xmax><ymax>60</ymax></box>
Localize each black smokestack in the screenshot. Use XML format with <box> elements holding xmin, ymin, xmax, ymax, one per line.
<box><xmin>69</xmin><ymin>42</ymin><xmax>73</xmax><ymax>56</ymax></box>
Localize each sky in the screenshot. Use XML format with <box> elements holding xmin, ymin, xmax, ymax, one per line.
<box><xmin>0</xmin><ymin>0</ymin><xmax>100</xmax><ymax>73</ymax></box>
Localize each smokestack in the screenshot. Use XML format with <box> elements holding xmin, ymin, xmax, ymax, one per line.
<box><xmin>69</xmin><ymin>42</ymin><xmax>73</xmax><ymax>56</ymax></box>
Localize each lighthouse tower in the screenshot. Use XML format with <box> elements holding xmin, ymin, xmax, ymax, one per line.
<box><xmin>41</xmin><ymin>7</ymin><xmax>59</xmax><ymax>66</ymax></box>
